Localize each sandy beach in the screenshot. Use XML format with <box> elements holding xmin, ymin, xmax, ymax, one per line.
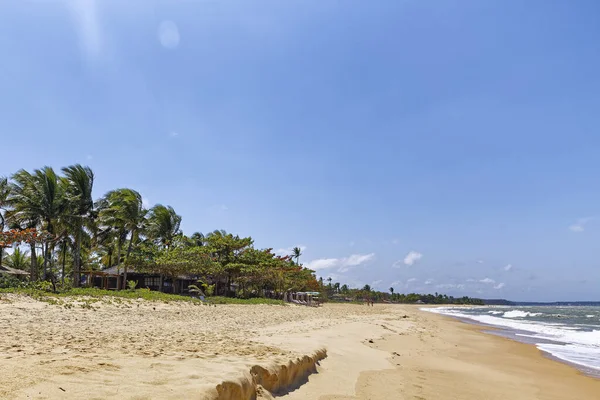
<box><xmin>1</xmin><ymin>295</ymin><xmax>598</xmax><ymax>399</ymax></box>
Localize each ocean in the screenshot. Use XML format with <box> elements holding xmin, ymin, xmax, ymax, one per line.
<box><xmin>423</xmin><ymin>305</ymin><xmax>600</xmax><ymax>376</ymax></box>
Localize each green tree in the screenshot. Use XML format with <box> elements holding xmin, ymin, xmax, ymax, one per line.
<box><xmin>292</xmin><ymin>246</ymin><xmax>303</xmax><ymax>265</ymax></box>
<box><xmin>96</xmin><ymin>188</ymin><xmax>146</xmax><ymax>288</ymax></box>
<box><xmin>62</xmin><ymin>165</ymin><xmax>95</xmax><ymax>287</ymax></box>
<box><xmin>7</xmin><ymin>167</ymin><xmax>65</xmax><ymax>279</ymax></box>
<box><xmin>206</xmin><ymin>231</ymin><xmax>253</xmax><ymax>294</ymax></box>
<box><xmin>145</xmin><ymin>204</ymin><xmax>182</xmax><ymax>291</ymax></box>
<box><xmin>5</xmin><ymin>247</ymin><xmax>29</xmax><ymax>270</ymax></box>
<box><xmin>190</xmin><ymin>232</ymin><xmax>206</xmax><ymax>247</ymax></box>
<box><xmin>146</xmin><ymin>204</ymin><xmax>182</xmax><ymax>250</ymax></box>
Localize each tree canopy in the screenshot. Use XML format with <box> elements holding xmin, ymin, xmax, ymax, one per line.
<box><xmin>0</xmin><ymin>164</ymin><xmax>483</xmax><ymax>305</ymax></box>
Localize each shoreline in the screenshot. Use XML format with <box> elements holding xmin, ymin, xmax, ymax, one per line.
<box><xmin>280</xmin><ymin>305</ymin><xmax>600</xmax><ymax>399</ymax></box>
<box><xmin>2</xmin><ymin>297</ymin><xmax>599</xmax><ymax>399</ymax></box>
<box><xmin>423</xmin><ymin>306</ymin><xmax>600</xmax><ymax>379</ymax></box>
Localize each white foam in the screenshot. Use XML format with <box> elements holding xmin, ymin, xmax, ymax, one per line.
<box><xmin>422</xmin><ymin>307</ymin><xmax>600</xmax><ymax>372</ymax></box>
<box><xmin>502</xmin><ymin>310</ymin><xmax>541</xmax><ymax>318</ymax></box>
<box><xmin>537</xmin><ymin>343</ymin><xmax>600</xmax><ymax>371</ymax></box>
<box><xmin>436</xmin><ymin>309</ymin><xmax>599</xmax><ymax>345</ymax></box>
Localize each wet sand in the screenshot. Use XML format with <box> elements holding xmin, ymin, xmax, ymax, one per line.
<box><xmin>283</xmin><ymin>305</ymin><xmax>600</xmax><ymax>400</ymax></box>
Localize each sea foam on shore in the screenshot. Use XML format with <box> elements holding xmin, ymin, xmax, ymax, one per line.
<box><xmin>423</xmin><ymin>306</ymin><xmax>600</xmax><ymax>374</ymax></box>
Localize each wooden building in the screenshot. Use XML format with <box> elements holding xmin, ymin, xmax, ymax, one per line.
<box><xmin>83</xmin><ymin>266</ymin><xmax>199</xmax><ymax>294</ymax></box>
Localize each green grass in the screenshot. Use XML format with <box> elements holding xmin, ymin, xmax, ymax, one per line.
<box><xmin>0</xmin><ymin>287</ymin><xmax>286</xmax><ymax>305</ymax></box>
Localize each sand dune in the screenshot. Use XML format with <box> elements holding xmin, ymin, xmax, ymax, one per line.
<box><xmin>0</xmin><ymin>295</ymin><xmax>389</xmax><ymax>399</ymax></box>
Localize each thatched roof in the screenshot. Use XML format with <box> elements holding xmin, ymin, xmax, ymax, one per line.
<box><xmin>0</xmin><ymin>265</ymin><xmax>30</xmax><ymax>276</ymax></box>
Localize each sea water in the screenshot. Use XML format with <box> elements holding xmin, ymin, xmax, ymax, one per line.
<box><xmin>423</xmin><ymin>306</ymin><xmax>600</xmax><ymax>376</ymax></box>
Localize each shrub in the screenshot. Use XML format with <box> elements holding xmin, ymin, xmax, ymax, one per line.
<box><xmin>0</xmin><ymin>275</ymin><xmax>22</xmax><ymax>289</ymax></box>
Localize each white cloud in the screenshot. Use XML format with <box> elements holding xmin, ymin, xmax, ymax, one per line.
<box><xmin>391</xmin><ymin>239</ymin><xmax>399</xmax><ymax>245</ymax></box>
<box><xmin>436</xmin><ymin>283</ymin><xmax>465</xmax><ymax>290</ymax></box>
<box><xmin>424</xmin><ymin>279</ymin><xmax>433</xmax><ymax>285</ymax></box>
<box><xmin>306</xmin><ymin>258</ymin><xmax>338</xmax><ymax>270</ymax></box>
<box><xmin>142</xmin><ymin>197</ymin><xmax>151</xmax><ymax>209</ymax></box>
<box><xmin>494</xmin><ymin>283</ymin><xmax>505</xmax><ymax>290</ymax></box>
<box><xmin>345</xmin><ymin>253</ymin><xmax>374</xmax><ymax>267</ymax></box>
<box><xmin>86</xmin><ymin>154</ymin><xmax>93</xmax><ymax>160</ymax></box>
<box><xmin>480</xmin><ymin>278</ymin><xmax>495</xmax><ymax>284</ymax></box>
<box><xmin>274</xmin><ymin>245</ymin><xmax>307</xmax><ymax>257</ymax></box>
<box><xmin>466</xmin><ymin>278</ymin><xmax>476</xmax><ymax>283</ymax></box>
<box><xmin>390</xmin><ymin>280</ymin><xmax>402</xmax><ymax>287</ymax></box>
<box><xmin>158</xmin><ymin>20</ymin><xmax>180</xmax><ymax>49</ymax></box>
<box><xmin>504</xmin><ymin>264</ymin><xmax>513</xmax><ymax>271</ymax></box>
<box><xmin>476</xmin><ymin>260</ymin><xmax>484</xmax><ymax>264</ymax></box>
<box><xmin>305</xmin><ymin>253</ymin><xmax>374</xmax><ymax>272</ymax></box>
<box><xmin>407</xmin><ymin>278</ymin><xmax>418</xmax><ymax>283</ymax></box>
<box><xmin>569</xmin><ymin>217</ymin><xmax>594</xmax><ymax>232</ymax></box>
<box><xmin>169</xmin><ymin>131</ymin><xmax>179</xmax><ymax>137</ymax></box>
<box><xmin>371</xmin><ymin>280</ymin><xmax>383</xmax><ymax>289</ymax></box>
<box><xmin>400</xmin><ymin>251</ymin><xmax>422</xmax><ymax>266</ymax></box>
<box><xmin>65</xmin><ymin>0</ymin><xmax>103</xmax><ymax>60</ymax></box>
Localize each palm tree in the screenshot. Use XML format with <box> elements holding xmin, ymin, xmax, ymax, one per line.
<box><xmin>96</xmin><ymin>189</ymin><xmax>146</xmax><ymax>288</ymax></box>
<box><xmin>7</xmin><ymin>168</ymin><xmax>65</xmax><ymax>280</ymax></box>
<box><xmin>5</xmin><ymin>247</ymin><xmax>29</xmax><ymax>270</ymax></box>
<box><xmin>62</xmin><ymin>165</ymin><xmax>94</xmax><ymax>287</ymax></box>
<box><xmin>146</xmin><ymin>204</ymin><xmax>182</xmax><ymax>250</ymax></box>
<box><xmin>190</xmin><ymin>232</ymin><xmax>206</xmax><ymax>247</ymax></box>
<box><xmin>389</xmin><ymin>287</ymin><xmax>394</xmax><ymax>295</ymax></box>
<box><xmin>146</xmin><ymin>204</ymin><xmax>181</xmax><ymax>292</ymax></box>
<box><xmin>95</xmin><ymin>227</ymin><xmax>117</xmax><ymax>269</ymax></box>
<box><xmin>292</xmin><ymin>246</ymin><xmax>303</xmax><ymax>265</ymax></box>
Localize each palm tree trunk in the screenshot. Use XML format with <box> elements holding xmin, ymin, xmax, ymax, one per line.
<box><xmin>30</xmin><ymin>242</ymin><xmax>38</xmax><ymax>281</ymax></box>
<box><xmin>126</xmin><ymin>230</ymin><xmax>134</xmax><ymax>259</ymax></box>
<box><xmin>0</xmin><ymin>247</ymin><xmax>3</xmax><ymax>269</ymax></box>
<box><xmin>107</xmin><ymin>248</ymin><xmax>113</xmax><ymax>268</ymax></box>
<box><xmin>42</xmin><ymin>241</ymin><xmax>48</xmax><ymax>280</ymax></box>
<box><xmin>116</xmin><ymin>236</ymin><xmax>122</xmax><ymax>273</ymax></box>
<box><xmin>72</xmin><ymin>226</ymin><xmax>82</xmax><ymax>287</ymax></box>
<box><xmin>123</xmin><ymin>230</ymin><xmax>135</xmax><ymax>290</ymax></box>
<box><xmin>61</xmin><ymin>241</ymin><xmax>67</xmax><ymax>285</ymax></box>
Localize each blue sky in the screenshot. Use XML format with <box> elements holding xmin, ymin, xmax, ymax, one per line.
<box><xmin>1</xmin><ymin>0</ymin><xmax>600</xmax><ymax>301</ymax></box>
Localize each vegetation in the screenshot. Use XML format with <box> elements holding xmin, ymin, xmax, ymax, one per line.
<box><xmin>321</xmin><ymin>282</ymin><xmax>484</xmax><ymax>305</ymax></box>
<box><xmin>0</xmin><ymin>164</ymin><xmax>483</xmax><ymax>306</ymax></box>
<box><xmin>0</xmin><ymin>165</ymin><xmax>319</xmax><ymax>298</ymax></box>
